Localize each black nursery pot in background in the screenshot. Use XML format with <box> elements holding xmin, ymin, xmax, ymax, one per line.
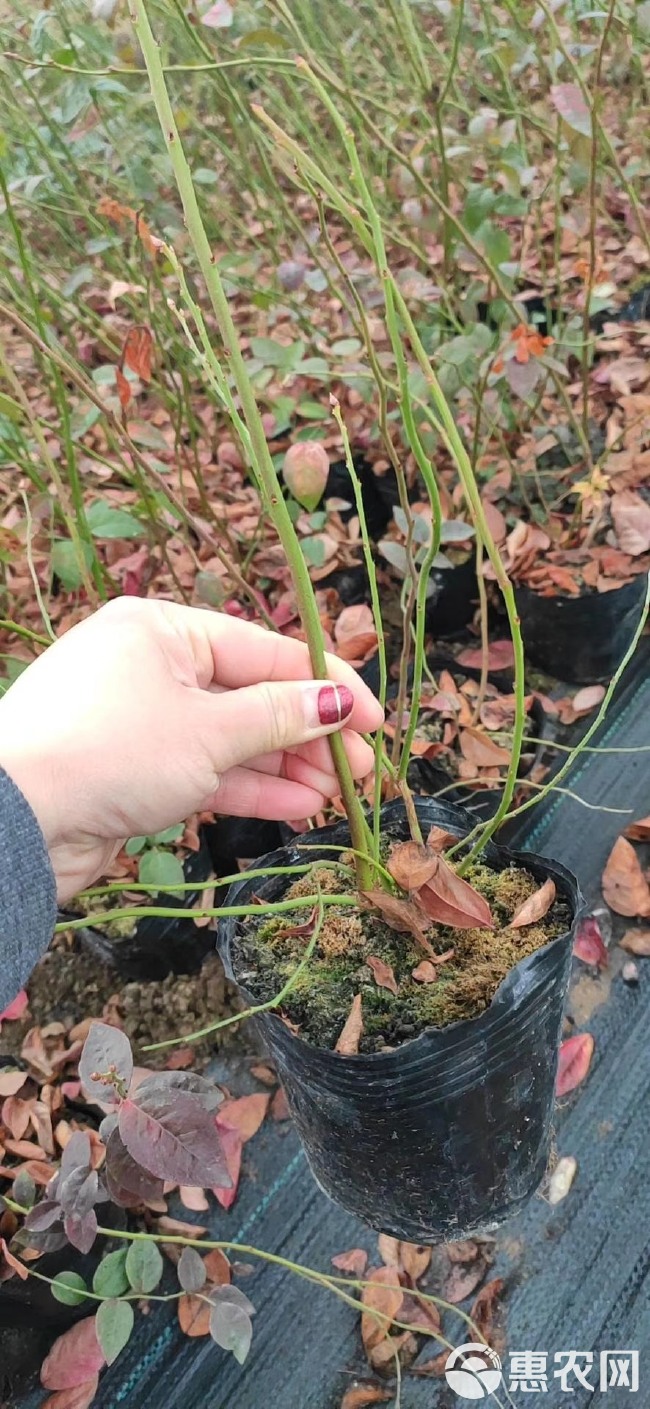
<box><xmin>218</xmin><ymin>798</ymin><xmax>581</xmax><ymax>1244</ymax></box>
<box><xmin>516</xmin><ymin>572</ymin><xmax>648</xmax><ymax>684</ymax></box>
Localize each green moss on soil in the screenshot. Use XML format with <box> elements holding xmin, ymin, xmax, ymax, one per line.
<box><xmin>242</xmin><ymin>852</ymin><xmax>570</xmax><ymax>1054</ymax></box>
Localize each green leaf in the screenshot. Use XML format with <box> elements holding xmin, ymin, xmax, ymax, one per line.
<box><xmin>193</xmin><ymin>168</ymin><xmax>218</xmax><ymax>185</ymax></box>
<box><xmin>125</xmin><ymin>836</ymin><xmax>147</xmax><ymax>856</ymax></box>
<box><xmin>125</xmin><ymin>1239</ymin><xmax>164</xmax><ymax>1294</ymax></box>
<box><xmin>93</xmin><ymin>1249</ymin><xmax>130</xmax><ymax>1299</ymax></box>
<box><xmin>96</xmin><ymin>1299</ymin><xmax>134</xmax><ymax>1365</ymax></box>
<box><xmin>0</xmin><ymin>392</ymin><xmax>24</xmax><ymax>423</ymax></box>
<box><xmin>51</xmin><ymin>540</ymin><xmax>95</xmax><ymax>591</ymax></box>
<box><xmin>474</xmin><ymin>220</ymin><xmax>511</xmax><ymax>269</ymax></box>
<box><xmin>636</xmin><ymin>0</ymin><xmax>650</xmax><ymax>37</ymax></box>
<box><xmin>138</xmin><ymin>848</ymin><xmax>185</xmax><ymax>891</ymax></box>
<box><xmin>330</xmin><ymin>338</ymin><xmax>362</xmax><ymax>357</ymax></box>
<box><xmin>238</xmin><ymin>26</ymin><xmax>289</xmax><ymax>48</ymax></box>
<box><xmin>86</xmin><ymin>500</ymin><xmax>144</xmax><ymax>540</ymax></box>
<box><xmin>151</xmin><ymin>825</ymin><xmax>185</xmax><ymax>845</ymax></box>
<box><xmin>550</xmin><ymin>83</ymin><xmax>592</xmax><ymax>138</ymax></box>
<box><xmin>300</xmin><ymin>535</ymin><xmax>326</xmax><ymax>568</ymax></box>
<box><xmin>51</xmin><ymin>1271</ymin><xmax>88</xmax><ymax>1307</ymax></box>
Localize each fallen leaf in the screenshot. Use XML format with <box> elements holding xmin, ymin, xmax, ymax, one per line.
<box><xmin>0</xmin><ymin>1070</ymin><xmax>27</xmax><ymax>1098</ymax></box>
<box><xmin>218</xmin><ymin>1093</ymin><xmax>270</xmax><ymax>1143</ymax></box>
<box><xmin>41</xmin><ymin>1380</ymin><xmax>100</xmax><ymax>1409</ymax></box>
<box><xmin>334</xmin><ymin>604</ymin><xmax>378</xmax><ymax>663</ymax></box>
<box><xmin>508</xmin><ymin>878</ymin><xmax>556</xmax><ymax>929</ymax></box>
<box><xmin>570</xmin><ymin>685</ymin><xmax>606</xmax><ymax>716</ymax></box>
<box><xmin>122</xmin><ymin>326</ymin><xmax>153</xmax><ymax>383</ymax></box>
<box><xmin>556</xmin><ymin>1033</ymin><xmax>594</xmax><ymax>1096</ymax></box>
<box><xmin>366</xmin><ymin>956</ymin><xmax>398</xmax><ymax>995</ymax></box>
<box><xmin>1</xmin><ymin>1096</ymin><xmax>31</xmax><ymax>1140</ymax></box>
<box><xmin>412</xmin><ymin>961</ymin><xmax>438</xmax><ymax>983</ymax></box>
<box><xmin>457</xmin><ymin>639</ymin><xmax>514</xmax><ymax>671</ymax></box>
<box><xmin>335</xmin><ymin>994</ymin><xmax>363</xmax><ymax>1055</ymax></box>
<box><xmin>270</xmin><ymin>1086</ymin><xmax>289</xmax><ymax>1121</ymax></box>
<box><xmin>115</xmin><ymin>367</ymin><xmax>132</xmax><ymax>413</ymax></box>
<box><xmin>620</xmin><ymin>929</ymin><xmax>650</xmax><ymax>956</ymax></box>
<box><xmin>624</xmin><ymin>815</ymin><xmax>650</xmax><ymax>842</ymax></box>
<box><xmin>340</xmin><ymin>1385</ymin><xmax>392</xmax><ymax>1408</ymax></box>
<box><xmin>0</xmin><ymin>1237</ymin><xmax>28</xmax><ymax>1279</ymax></box>
<box><xmin>212</xmin><ymin>1123</ymin><xmax>242</xmax><ymax>1211</ymax></box>
<box><xmin>156</xmin><ymin>1216</ymin><xmax>208</xmax><ymax>1238</ymax></box>
<box><xmin>0</xmin><ymin>990</ymin><xmax>28</xmax><ymax>1023</ymax></box>
<box><xmin>203</xmin><ymin>1248</ymin><xmax>231</xmax><ymax>1285</ymax></box>
<box><xmin>443</xmin><ymin>1255</ymin><xmax>488</xmax><ymax>1305</ymax></box>
<box><xmin>611</xmin><ymin>490</ymin><xmax>650</xmax><ymax>556</ymax></box>
<box><xmin>362</xmin><ymin>890</ymin><xmax>435</xmax><ymax>954</ymax></box>
<box><xmin>361</xmin><ymin>1266</ymin><xmax>404</xmax><ymax>1352</ymax></box>
<box><xmin>459</xmin><ymin>727</ymin><xmax>511</xmax><ymax>768</ymax></box>
<box><xmin>426</xmin><ymin>827</ymin><xmax>457</xmax><ymax>852</ymax></box>
<box><xmin>179</xmin><ymin>1186</ymin><xmax>209</xmax><ymax>1212</ymax></box>
<box><xmin>284</xmin><ymin>441</ymin><xmax>329</xmax><ymax>512</ymax></box>
<box><xmin>548</xmin><ymin>1154</ymin><xmax>578</xmax><ymax>1205</ymax></box>
<box><xmin>573</xmin><ymin>915</ymin><xmax>609</xmax><ymax>968</ymax></box>
<box><xmin>602</xmin><ymin>836</ymin><xmax>650</xmax><ymax>917</ymax></box>
<box><xmin>332</xmin><ymin>1248</ymin><xmax>368</xmax><ymax>1276</ymax></box>
<box><xmin>41</xmin><ymin>1318</ymin><xmax>105</xmax><ymax>1391</ymax></box>
<box><xmin>368</xmin><ymin>1329</ymin><xmax>417</xmax><ymax>1373</ymax></box>
<box><xmin>469</xmin><ymin>1277</ymin><xmax>506</xmax><ymax>1349</ymax></box>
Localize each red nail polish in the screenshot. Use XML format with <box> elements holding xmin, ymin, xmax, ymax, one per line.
<box><xmin>318</xmin><ymin>684</ymin><xmax>354</xmax><ymax>726</ymax></box>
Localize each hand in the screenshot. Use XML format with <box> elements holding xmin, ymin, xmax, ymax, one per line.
<box><xmin>0</xmin><ymin>598</ymin><xmax>383</xmax><ymax>901</ymax></box>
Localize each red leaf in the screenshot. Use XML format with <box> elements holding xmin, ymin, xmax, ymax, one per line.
<box><xmin>573</xmin><ymin>916</ymin><xmax>609</xmax><ymax>968</ymax></box>
<box><xmin>331</xmin><ymin>1247</ymin><xmax>369</xmax><ymax>1275</ymax></box>
<box><xmin>115</xmin><ymin>367</ymin><xmax>131</xmax><ymax>412</ymax></box>
<box><xmin>118</xmin><ymin>1090</ymin><xmax>229</xmax><ymax>1188</ymax></box>
<box><xmin>457</xmin><ymin>639</ymin><xmax>514</xmax><ymax>671</ymax></box>
<box><xmin>283</xmin><ymin>441</ymin><xmax>329</xmax><ymax>511</ymax></box>
<box><xmin>549</xmin><ymin>82</ymin><xmax>592</xmax><ymax>136</ymax></box>
<box><xmin>556</xmin><ymin>1033</ymin><xmax>594</xmax><ymax>1097</ymax></box>
<box><xmin>41</xmin><ymin>1381</ymin><xmax>100</xmax><ymax>1409</ymax></box>
<box><xmin>212</xmin><ymin>1122</ymin><xmax>242</xmax><ymax>1210</ymax></box>
<box><xmin>0</xmin><ymin>990</ymin><xmax>28</xmax><ymax>1023</ymax></box>
<box><xmin>122</xmin><ymin>326</ymin><xmax>153</xmax><ymax>383</ymax></box>
<box><xmin>365</xmin><ymin>956</ymin><xmax>398</xmax><ymax>995</ymax></box>
<box><xmin>40</xmin><ymin>1318</ymin><xmax>105</xmax><ymax>1391</ymax></box>
<box><xmin>218</xmin><ymin>1093</ymin><xmax>270</xmax><ymax>1144</ymax></box>
<box><xmin>624</xmin><ymin>815</ymin><xmax>650</xmax><ymax>842</ymax></box>
<box><xmin>602</xmin><ymin>837</ymin><xmax>650</xmax><ymax>917</ymax></box>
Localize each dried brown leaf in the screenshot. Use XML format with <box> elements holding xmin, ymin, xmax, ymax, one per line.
<box><xmin>417</xmin><ymin>855</ymin><xmax>494</xmax><ymax>931</ymax></box>
<box><xmin>335</xmin><ymin>995</ymin><xmax>363</xmax><ymax>1055</ymax></box>
<box><xmin>620</xmin><ymin>929</ymin><xmax>650</xmax><ymax>956</ymax></box>
<box><xmin>387</xmin><ymin>842</ymin><xmax>438</xmax><ymax>891</ymax></box>
<box><xmin>508</xmin><ymin>878</ymin><xmax>556</xmax><ymax>929</ymax></box>
<box><xmin>624</xmin><ymin>815</ymin><xmax>650</xmax><ymax>842</ymax></box>
<box><xmin>360</xmin><ymin>1266</ymin><xmax>404</xmax><ymax>1351</ymax></box>
<box><xmin>362</xmin><ymin>890</ymin><xmax>435</xmax><ymax>954</ymax></box>
<box><xmin>331</xmin><ymin>1247</ymin><xmax>368</xmax><ymax>1276</ymax></box>
<box><xmin>411</xmin><ymin>961</ymin><xmax>438</xmax><ymax>983</ymax></box>
<box><xmin>340</xmin><ymin>1385</ymin><xmax>392</xmax><ymax>1409</ymax></box>
<box><xmin>365</xmin><ymin>956</ymin><xmax>398</xmax><ymax>995</ymax></box>
<box><xmin>556</xmin><ymin>1033</ymin><xmax>594</xmax><ymax>1096</ymax></box>
<box><xmin>602</xmin><ymin>836</ymin><xmax>650</xmax><ymax>917</ymax></box>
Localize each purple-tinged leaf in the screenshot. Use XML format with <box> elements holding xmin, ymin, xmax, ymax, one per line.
<box><xmin>135</xmin><ymin>1071</ymin><xmax>223</xmax><ymax>1113</ymax></box>
<box><xmin>104</xmin><ymin>1127</ymin><xmax>165</xmax><ymax>1208</ymax></box>
<box><xmin>549</xmin><ymin>83</ymin><xmax>592</xmax><ymax>137</ymax></box>
<box><xmin>178</xmin><ymin>1246</ymin><xmax>207</xmax><ymax>1294</ymax></box>
<box><xmin>209</xmin><ymin>1302</ymin><xmax>253</xmax><ymax>1364</ymax></box>
<box><xmin>24</xmin><ymin>1200</ymin><xmax>62</xmax><ymax>1233</ymax></box>
<box><xmin>99</xmin><ymin>1113</ymin><xmax>119</xmax><ymax>1144</ymax></box>
<box><xmin>209</xmin><ymin>1284</ymin><xmax>256</xmax><ymax>1317</ymax></box>
<box><xmin>505</xmin><ymin>357</ymin><xmax>541</xmax><ymax>400</ymax></box>
<box><xmin>118</xmin><ymin>1091</ymin><xmax>230</xmax><ymax>1188</ymax></box>
<box><xmin>64</xmin><ymin>1209</ymin><xmax>98</xmax><ymax>1255</ymax></box>
<box><xmin>59</xmin><ymin>1167</ymin><xmax>99</xmax><ymax>1219</ymax></box>
<box><xmin>79</xmin><ymin>1023</ymin><xmax>133</xmax><ymax>1106</ymax></box>
<box><xmin>60</xmin><ymin>1132</ymin><xmax>91</xmax><ymax>1182</ymax></box>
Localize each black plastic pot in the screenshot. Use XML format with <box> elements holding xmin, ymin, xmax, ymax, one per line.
<box><xmin>218</xmin><ymin>798</ymin><xmax>581</xmax><ymax>1243</ymax></box>
<box><xmin>516</xmin><ymin>572</ymin><xmax>648</xmax><ymax>684</ymax></box>
<box><xmin>64</xmin><ymin>832</ymin><xmax>216</xmax><ymax>981</ymax></box>
<box><xmin>425</xmin><ymin>557</ymin><xmax>478</xmax><ymax>639</ymax></box>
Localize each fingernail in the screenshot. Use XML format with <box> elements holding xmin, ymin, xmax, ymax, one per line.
<box><xmin>305</xmin><ymin>683</ymin><xmax>354</xmax><ymax>728</ymax></box>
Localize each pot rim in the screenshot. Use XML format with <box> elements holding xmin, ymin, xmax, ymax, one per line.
<box><xmin>217</xmin><ymin>797</ymin><xmax>584</xmax><ymax>1071</ymax></box>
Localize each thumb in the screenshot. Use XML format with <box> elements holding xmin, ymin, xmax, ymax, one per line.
<box><xmin>196</xmin><ymin>679</ymin><xmax>355</xmax><ymax>772</ymax></box>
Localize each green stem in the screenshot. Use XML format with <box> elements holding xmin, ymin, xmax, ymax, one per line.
<box><xmin>131</xmin><ymin>0</ymin><xmax>373</xmax><ymax>886</ymax></box>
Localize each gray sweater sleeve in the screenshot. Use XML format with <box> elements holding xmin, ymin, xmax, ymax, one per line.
<box><xmin>0</xmin><ymin>767</ymin><xmax>57</xmax><ymax>1011</ymax></box>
